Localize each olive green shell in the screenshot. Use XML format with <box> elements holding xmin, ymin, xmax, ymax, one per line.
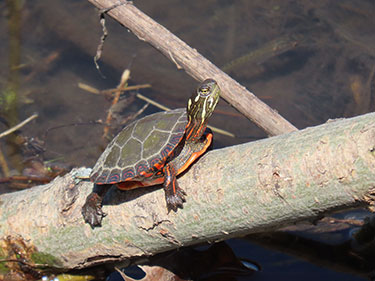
<box><xmin>90</xmin><ymin>108</ymin><xmax>187</xmax><ymax>184</ymax></box>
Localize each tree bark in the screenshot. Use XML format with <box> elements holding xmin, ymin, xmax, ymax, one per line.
<box><xmin>1</xmin><ymin>113</ymin><xmax>375</xmax><ymax>270</ymax></box>
<box><xmin>86</xmin><ymin>0</ymin><xmax>298</xmax><ymax>136</ymax></box>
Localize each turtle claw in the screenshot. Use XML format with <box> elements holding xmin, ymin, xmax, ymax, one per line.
<box><xmin>163</xmin><ymin>164</ymin><xmax>187</xmax><ymax>212</ymax></box>
<box><xmin>82</xmin><ymin>193</ymin><xmax>107</xmax><ymax>228</ymax></box>
<box><xmin>165</xmin><ymin>186</ymin><xmax>186</xmax><ymax>213</ymax></box>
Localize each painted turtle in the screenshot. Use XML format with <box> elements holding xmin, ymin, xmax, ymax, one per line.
<box><xmin>82</xmin><ymin>79</ymin><xmax>221</xmax><ymax>227</ymax></box>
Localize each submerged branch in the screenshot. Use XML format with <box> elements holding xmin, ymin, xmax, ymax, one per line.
<box><xmin>0</xmin><ymin>114</ymin><xmax>38</xmax><ymax>139</ymax></box>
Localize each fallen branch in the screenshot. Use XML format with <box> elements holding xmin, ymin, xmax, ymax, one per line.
<box><xmin>1</xmin><ymin>112</ymin><xmax>374</xmax><ymax>270</ymax></box>
<box><xmin>87</xmin><ymin>0</ymin><xmax>297</xmax><ymax>136</ymax></box>
<box><xmin>103</xmin><ymin>69</ymin><xmax>130</xmax><ymax>138</ymax></box>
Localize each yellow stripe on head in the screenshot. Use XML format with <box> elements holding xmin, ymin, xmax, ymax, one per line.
<box><xmin>185</xmin><ymin>79</ymin><xmax>221</xmax><ymax>141</ymax></box>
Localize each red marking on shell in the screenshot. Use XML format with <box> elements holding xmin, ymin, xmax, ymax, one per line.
<box><xmin>136</xmin><ymin>163</ymin><xmax>149</xmax><ymax>176</ymax></box>
<box><xmin>96</xmin><ymin>173</ymin><xmax>109</xmax><ymax>184</ymax></box>
<box><xmin>121</xmin><ymin>168</ymin><xmax>135</xmax><ymax>181</ymax></box>
<box><xmin>108</xmin><ymin>173</ymin><xmax>121</xmax><ymax>184</ymax></box>
<box><xmin>152</xmin><ymin>161</ymin><xmax>164</xmax><ymax>171</ymax></box>
<box><xmin>117</xmin><ymin>177</ymin><xmax>164</xmax><ymax>190</ymax></box>
<box><xmin>170</xmin><ymin>134</ymin><xmax>182</xmax><ymax>145</ymax></box>
<box><xmin>117</xmin><ymin>181</ymin><xmax>143</xmax><ymax>190</ymax></box>
<box><xmin>149</xmin><ymin>157</ymin><xmax>162</xmax><ymax>168</ymax></box>
<box><xmin>161</xmin><ymin>143</ymin><xmax>174</xmax><ymax>159</ymax></box>
<box><xmin>140</xmin><ymin>171</ymin><xmax>153</xmax><ymax>178</ymax></box>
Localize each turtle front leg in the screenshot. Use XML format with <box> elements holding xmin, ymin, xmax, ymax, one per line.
<box><xmin>81</xmin><ymin>184</ymin><xmax>111</xmax><ymax>228</ymax></box>
<box><xmin>163</xmin><ymin>163</ymin><xmax>186</xmax><ymax>212</ymax></box>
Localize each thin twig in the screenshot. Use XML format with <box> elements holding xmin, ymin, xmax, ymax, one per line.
<box><xmin>119</xmin><ymin>102</ymin><xmax>149</xmax><ymax>126</ymax></box>
<box><xmin>78</xmin><ymin>82</ymin><xmax>101</xmax><ymax>94</ymax></box>
<box><xmin>102</xmin><ymin>84</ymin><xmax>152</xmax><ymax>94</ymax></box>
<box><xmin>93</xmin><ymin>13</ymin><xmax>108</xmax><ymax>77</ymax></box>
<box><xmin>78</xmin><ymin>82</ymin><xmax>151</xmax><ymax>95</ymax></box>
<box><xmin>136</xmin><ymin>93</ymin><xmax>170</xmax><ymax>111</ymax></box>
<box><xmin>103</xmin><ymin>69</ymin><xmax>131</xmax><ymax>138</ymax></box>
<box><xmin>94</xmin><ymin>0</ymin><xmax>130</xmax><ymax>75</ymax></box>
<box><xmin>0</xmin><ymin>113</ymin><xmax>38</xmax><ymax>139</ymax></box>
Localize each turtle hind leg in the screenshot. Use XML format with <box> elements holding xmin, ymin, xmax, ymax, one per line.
<box><xmin>81</xmin><ymin>184</ymin><xmax>111</xmax><ymax>228</ymax></box>
<box><xmin>163</xmin><ymin>163</ymin><xmax>186</xmax><ymax>212</ymax></box>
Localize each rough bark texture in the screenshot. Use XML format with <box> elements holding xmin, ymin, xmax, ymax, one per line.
<box><xmin>86</xmin><ymin>0</ymin><xmax>297</xmax><ymax>136</ymax></box>
<box><xmin>1</xmin><ymin>113</ymin><xmax>375</xmax><ymax>269</ymax></box>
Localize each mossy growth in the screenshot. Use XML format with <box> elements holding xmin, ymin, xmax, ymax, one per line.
<box><xmin>0</xmin><ymin>248</ymin><xmax>10</xmax><ymax>274</ymax></box>
<box><xmin>31</xmin><ymin>252</ymin><xmax>63</xmax><ymax>268</ymax></box>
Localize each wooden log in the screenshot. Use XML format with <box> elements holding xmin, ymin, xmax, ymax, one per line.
<box><xmin>1</xmin><ymin>113</ymin><xmax>374</xmax><ymax>269</ymax></box>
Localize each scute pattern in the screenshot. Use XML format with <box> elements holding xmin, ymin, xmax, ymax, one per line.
<box><xmin>108</xmin><ymin>169</ymin><xmax>121</xmax><ymax>183</ymax></box>
<box><xmin>91</xmin><ymin>108</ymin><xmax>187</xmax><ymax>184</ymax></box>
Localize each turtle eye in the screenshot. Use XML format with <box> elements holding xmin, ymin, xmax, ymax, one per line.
<box><xmin>198</xmin><ymin>85</ymin><xmax>211</xmax><ymax>96</ymax></box>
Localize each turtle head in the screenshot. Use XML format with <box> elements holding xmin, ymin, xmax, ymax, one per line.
<box><xmin>185</xmin><ymin>79</ymin><xmax>221</xmax><ymax>141</ymax></box>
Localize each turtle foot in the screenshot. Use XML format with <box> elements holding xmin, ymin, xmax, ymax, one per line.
<box><xmin>165</xmin><ymin>187</ymin><xmax>186</xmax><ymax>212</ymax></box>
<box><xmin>82</xmin><ymin>193</ymin><xmax>107</xmax><ymax>228</ymax></box>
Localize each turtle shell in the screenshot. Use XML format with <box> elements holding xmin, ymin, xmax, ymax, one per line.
<box><xmin>90</xmin><ymin>108</ymin><xmax>187</xmax><ymax>184</ymax></box>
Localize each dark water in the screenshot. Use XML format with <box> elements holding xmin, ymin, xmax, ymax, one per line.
<box><xmin>1</xmin><ymin>0</ymin><xmax>374</xmax><ymax>280</ymax></box>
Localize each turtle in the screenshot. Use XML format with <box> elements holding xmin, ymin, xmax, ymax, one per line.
<box><xmin>82</xmin><ymin>78</ymin><xmax>221</xmax><ymax>227</ymax></box>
